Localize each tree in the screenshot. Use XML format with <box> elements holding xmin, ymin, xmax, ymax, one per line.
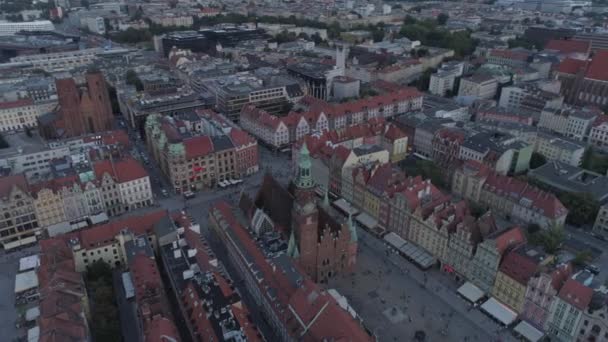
<box><xmin>582</xmin><ymin>147</ymin><xmax>608</xmax><ymax>174</ymax></box>
<box><xmin>559</xmin><ymin>192</ymin><xmax>599</xmax><ymax>227</ymax></box>
<box><xmin>530</xmin><ymin>152</ymin><xmax>547</xmax><ymax>169</ymax></box>
<box><xmin>573</xmin><ymin>250</ymin><xmax>592</xmax><ymax>267</ymax></box>
<box><xmin>437</xmin><ymin>13</ymin><xmax>449</xmax><ymax>26</ymax></box>
<box><xmin>0</xmin><ymin>134</ymin><xmax>9</xmax><ymax>149</ymax></box>
<box><xmin>529</xmin><ymin>225</ymin><xmax>564</xmax><ymax>253</ymax></box>
<box><xmin>24</xmin><ymin>126</ymin><xmax>32</xmax><ymax>137</ymax></box>
<box><xmin>125</xmin><ymin>69</ymin><xmax>143</xmax><ymax>91</ymax></box>
<box><xmin>527</xmin><ymin>223</ymin><xmax>541</xmax><ymax>235</ymax></box>
<box><xmin>311</xmin><ymin>32</ymin><xmax>324</xmax><ymax>45</ymax></box>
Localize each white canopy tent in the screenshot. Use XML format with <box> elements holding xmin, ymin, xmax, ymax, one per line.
<box><xmin>457</xmin><ymin>282</ymin><xmax>485</xmax><ymax>303</ymax></box>
<box><xmin>514</xmin><ymin>321</ymin><xmax>544</xmax><ymax>342</ymax></box>
<box><xmin>480</xmin><ymin>297</ymin><xmax>518</xmax><ymax>326</ymax></box>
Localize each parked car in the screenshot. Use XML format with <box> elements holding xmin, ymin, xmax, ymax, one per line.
<box><xmin>183</xmin><ymin>190</ymin><xmax>195</xmax><ymax>200</ymax></box>
<box><xmin>586</xmin><ymin>264</ymin><xmax>600</xmax><ymax>275</ymax></box>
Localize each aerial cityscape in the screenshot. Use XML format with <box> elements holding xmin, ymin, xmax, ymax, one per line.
<box><xmin>0</xmin><ymin>0</ymin><xmax>608</xmax><ymax>341</ymax></box>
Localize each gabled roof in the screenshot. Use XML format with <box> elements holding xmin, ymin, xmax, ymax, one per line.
<box><xmin>558</xmin><ymin>279</ymin><xmax>593</xmax><ymax>310</ymax></box>
<box><xmin>0</xmin><ymin>174</ymin><xmax>28</xmax><ymax>198</ymax></box>
<box><xmin>93</xmin><ymin>157</ymin><xmax>148</xmax><ymax>183</ymax></box>
<box><xmin>494</xmin><ymin>226</ymin><xmax>526</xmax><ymax>255</ymax></box>
<box><xmin>499</xmin><ymin>247</ymin><xmax>538</xmax><ymax>285</ymax></box>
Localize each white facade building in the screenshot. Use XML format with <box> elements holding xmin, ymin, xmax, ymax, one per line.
<box><xmin>534</xmin><ymin>132</ymin><xmax>585</xmax><ymax>166</ymax></box>
<box><xmin>429</xmin><ymin>61</ymin><xmax>464</xmax><ymax>97</ymax></box>
<box><xmin>0</xmin><ymin>99</ymin><xmax>41</xmax><ymax>132</ymax></box>
<box><xmin>0</xmin><ymin>20</ymin><xmax>54</xmax><ymax>36</ymax></box>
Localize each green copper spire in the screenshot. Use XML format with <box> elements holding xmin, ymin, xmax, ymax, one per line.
<box><xmin>348</xmin><ymin>213</ymin><xmax>357</xmax><ymax>243</ymax></box>
<box><xmin>322</xmin><ymin>189</ymin><xmax>330</xmax><ymax>207</ymax></box>
<box><xmin>287</xmin><ymin>229</ymin><xmax>299</xmax><ymax>258</ymax></box>
<box><xmin>295</xmin><ymin>142</ymin><xmax>314</xmax><ymax>189</ymax></box>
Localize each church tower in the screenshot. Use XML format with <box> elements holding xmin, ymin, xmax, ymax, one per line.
<box><xmin>291</xmin><ymin>143</ymin><xmax>319</xmax><ymax>279</ymax></box>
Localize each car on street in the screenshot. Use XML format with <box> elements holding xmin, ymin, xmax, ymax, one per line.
<box><xmin>183</xmin><ymin>190</ymin><xmax>195</xmax><ymax>200</ymax></box>
<box><xmin>161</xmin><ymin>189</ymin><xmax>168</xmax><ymax>197</ymax></box>
<box><xmin>586</xmin><ymin>264</ymin><xmax>600</xmax><ymax>275</ymax></box>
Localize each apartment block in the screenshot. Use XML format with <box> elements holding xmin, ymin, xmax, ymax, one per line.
<box><xmin>240</xmin><ymin>88</ymin><xmax>423</xmax><ymax>148</ymax></box>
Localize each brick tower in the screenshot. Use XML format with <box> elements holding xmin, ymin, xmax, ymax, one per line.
<box><xmin>290</xmin><ymin>142</ymin><xmax>319</xmax><ymax>279</ymax></box>
<box><xmin>83</xmin><ymin>71</ymin><xmax>113</xmax><ymax>133</ymax></box>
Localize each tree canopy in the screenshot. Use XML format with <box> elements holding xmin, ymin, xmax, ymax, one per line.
<box><xmin>398</xmin><ymin>16</ymin><xmax>476</xmax><ymax>58</ymax></box>
<box><xmin>559</xmin><ymin>192</ymin><xmax>599</xmax><ymax>227</ymax></box>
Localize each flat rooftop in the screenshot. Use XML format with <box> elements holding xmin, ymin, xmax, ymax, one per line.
<box><xmin>0</xmin><ymin>131</ymin><xmax>49</xmax><ymax>159</ymax></box>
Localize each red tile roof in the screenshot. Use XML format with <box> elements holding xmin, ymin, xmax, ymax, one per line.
<box><xmin>495</xmin><ymin>226</ymin><xmax>526</xmax><ymax>255</ymax></box>
<box><xmin>63</xmin><ymin>210</ymin><xmax>167</xmax><ymax>249</ymax></box>
<box><xmin>229</xmin><ymin>128</ymin><xmax>255</xmax><ymax>147</ymax></box>
<box><xmin>558</xmin><ymin>279</ymin><xmax>594</xmax><ymax>310</ymax></box>
<box><xmin>145</xmin><ymin>316</ymin><xmax>181</xmax><ymax>342</ymax></box>
<box><xmin>93</xmin><ymin>157</ymin><xmax>148</xmax><ymax>183</ymax></box>
<box><xmin>463</xmin><ymin>161</ymin><xmax>567</xmax><ymax>219</ymax></box>
<box><xmin>184</xmin><ymin>135</ymin><xmax>214</xmax><ymax>159</ymax></box>
<box><xmin>0</xmin><ymin>98</ymin><xmax>33</xmax><ymax>110</ymax></box>
<box><xmin>100</xmin><ymin>129</ymin><xmax>130</xmax><ymax>147</ymax></box>
<box><xmin>550</xmin><ymin>263</ymin><xmax>572</xmax><ymax>291</ymax></box>
<box><xmin>499</xmin><ymin>248</ymin><xmax>538</xmax><ymax>285</ymax></box>
<box><xmin>210</xmin><ymin>201</ymin><xmax>373</xmax><ymax>342</ymax></box>
<box><xmin>586</xmin><ymin>50</ymin><xmax>608</xmax><ymax>81</ymax></box>
<box><xmin>38</xmin><ymin>237</ymin><xmax>89</xmax><ymax>342</ymax></box>
<box><xmin>130</xmin><ymin>254</ymin><xmax>162</xmax><ymax>305</ymax></box>
<box><xmin>0</xmin><ymin>174</ymin><xmax>28</xmax><ymax>198</ymax></box>
<box><xmin>545</xmin><ymin>39</ymin><xmax>590</xmax><ymax>55</ymax></box>
<box><xmin>384</xmin><ymin>123</ymin><xmax>407</xmax><ymax>141</ymax></box>
<box><xmin>557</xmin><ymin>58</ymin><xmax>588</xmax><ymax>75</ymax></box>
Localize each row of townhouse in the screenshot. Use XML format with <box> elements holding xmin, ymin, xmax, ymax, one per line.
<box><xmin>145</xmin><ymin>110</ymin><xmax>259</xmax><ymax>193</ymax></box>
<box><xmin>452</xmin><ymin>160</ymin><xmax>568</xmax><ymax>229</ymax></box>
<box><xmin>0</xmin><ymin>157</ymin><xmax>153</xmax><ymax>250</ymax></box>
<box><xmin>240</xmin><ymin>87</ymin><xmax>423</xmax><ymax>148</ymax></box>
<box><xmin>328</xmin><ymin>158</ymin><xmax>604</xmax><ymax>342</ymax></box>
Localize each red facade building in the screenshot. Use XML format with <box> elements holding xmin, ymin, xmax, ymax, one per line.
<box><xmin>40</xmin><ymin>70</ymin><xmax>114</xmax><ymax>138</ymax></box>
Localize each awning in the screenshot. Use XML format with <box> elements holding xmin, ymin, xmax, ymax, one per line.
<box><xmin>480</xmin><ymin>297</ymin><xmax>517</xmax><ymax>326</ymax></box>
<box><xmin>514</xmin><ymin>321</ymin><xmax>544</xmax><ymax>342</ymax></box>
<box><xmin>332</xmin><ymin>198</ymin><xmax>359</xmax><ymax>216</ymax></box>
<box><xmin>356</xmin><ymin>212</ymin><xmax>378</xmax><ymax>229</ymax></box>
<box><xmin>457</xmin><ymin>282</ymin><xmax>485</xmax><ymax>303</ymax></box>
<box><xmin>384</xmin><ymin>232</ymin><xmax>407</xmax><ymax>249</ymax></box>
<box><xmin>15</xmin><ymin>270</ymin><xmax>39</xmax><ymax>293</ymax></box>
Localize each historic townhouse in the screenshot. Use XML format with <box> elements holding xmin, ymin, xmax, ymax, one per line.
<box><xmin>467</xmin><ymin>226</ymin><xmax>526</xmax><ymax>293</ymax></box>
<box><xmin>445</xmin><ymin>212</ymin><xmax>497</xmax><ymax>280</ymax></box>
<box><xmin>491</xmin><ymin>245</ymin><xmax>553</xmax><ymax>314</ymax></box>
<box><xmin>33</xmin><ymin>186</ymin><xmax>66</xmax><ymax>228</ymax></box>
<box><xmin>0</xmin><ymin>175</ymin><xmax>39</xmax><ymax>250</ymax></box>
<box><xmin>240</xmin><ymin>88</ymin><xmax>423</xmax><ymax>148</ymax></box>
<box><xmin>546</xmin><ymin>279</ymin><xmax>594</xmax><ymax>342</ymax></box>
<box><xmin>521</xmin><ymin>263</ymin><xmax>572</xmax><ymax>332</ymax></box>
<box><xmin>453</xmin><ymin>160</ymin><xmax>568</xmax><ymax>228</ymax></box>
<box><xmin>93</xmin><ymin>158</ymin><xmax>153</xmax><ymax>212</ymax></box>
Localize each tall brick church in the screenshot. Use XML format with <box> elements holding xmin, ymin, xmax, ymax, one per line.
<box><xmin>39</xmin><ymin>70</ymin><xmax>113</xmax><ymax>139</ymax></box>
<box><xmin>240</xmin><ymin>144</ymin><xmax>358</xmax><ymax>283</ymax></box>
